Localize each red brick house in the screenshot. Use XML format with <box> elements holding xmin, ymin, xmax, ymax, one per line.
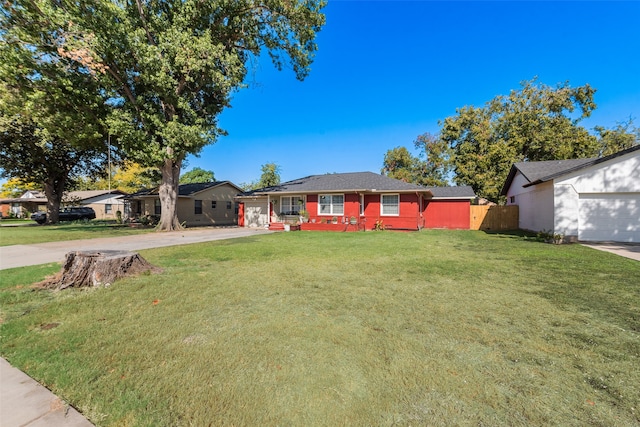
<box><xmin>236</xmin><ymin>172</ymin><xmax>475</xmax><ymax>231</ymax></box>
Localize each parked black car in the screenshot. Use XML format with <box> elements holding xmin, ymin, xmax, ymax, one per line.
<box><xmin>31</xmin><ymin>207</ymin><xmax>96</xmax><ymax>224</ymax></box>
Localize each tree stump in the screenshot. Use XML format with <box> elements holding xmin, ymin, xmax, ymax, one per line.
<box><xmin>36</xmin><ymin>251</ymin><xmax>162</xmax><ymax>290</ymax></box>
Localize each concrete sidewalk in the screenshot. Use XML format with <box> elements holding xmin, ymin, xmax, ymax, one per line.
<box><xmin>0</xmin><ymin>358</ymin><xmax>94</xmax><ymax>426</ymax></box>
<box><xmin>581</xmin><ymin>242</ymin><xmax>640</xmax><ymax>261</ymax></box>
<box><xmin>0</xmin><ymin>226</ymin><xmax>272</xmax><ymax>270</ymax></box>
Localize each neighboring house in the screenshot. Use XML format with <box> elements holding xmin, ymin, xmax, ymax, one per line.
<box><xmin>501</xmin><ymin>145</ymin><xmax>640</xmax><ymax>243</ymax></box>
<box><xmin>127</xmin><ymin>181</ymin><xmax>243</xmax><ymax>227</ymax></box>
<box><xmin>0</xmin><ymin>189</ymin><xmax>126</xmax><ymax>220</ymax></box>
<box><xmin>69</xmin><ymin>190</ymin><xmax>127</xmax><ymax>220</ymax></box>
<box><xmin>236</xmin><ymin>172</ymin><xmax>475</xmax><ymax>231</ymax></box>
<box><xmin>0</xmin><ymin>190</ymin><xmax>47</xmax><ymax>218</ymax></box>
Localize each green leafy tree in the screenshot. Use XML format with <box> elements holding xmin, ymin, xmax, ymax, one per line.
<box><xmin>382</xmin><ymin>134</ymin><xmax>452</xmax><ymax>187</ymax></box>
<box><xmin>180</xmin><ymin>167</ymin><xmax>215</xmax><ymax>184</ymax></box>
<box><xmin>413</xmin><ymin>132</ymin><xmax>452</xmax><ymax>187</ymax></box>
<box><xmin>0</xmin><ymin>117</ymin><xmax>107</xmax><ymax>223</ymax></box>
<box><xmin>0</xmin><ymin>177</ymin><xmax>40</xmax><ymax>199</ymax></box>
<box><xmin>73</xmin><ymin>161</ymin><xmax>160</xmax><ymax>193</ymax></box>
<box><xmin>381</xmin><ymin>147</ymin><xmax>418</xmax><ymax>183</ymax></box>
<box><xmin>3</xmin><ymin>1</ymin><xmax>325</xmax><ymax>230</ymax></box>
<box><xmin>440</xmin><ymin>78</ymin><xmax>600</xmax><ymax>202</ymax></box>
<box><xmin>594</xmin><ymin>119</ymin><xmax>639</xmax><ymax>157</ymax></box>
<box><xmin>257</xmin><ymin>163</ymin><xmax>281</xmax><ymax>188</ymax></box>
<box><xmin>1</xmin><ymin>4</ymin><xmax>110</xmax><ymax>223</ymax></box>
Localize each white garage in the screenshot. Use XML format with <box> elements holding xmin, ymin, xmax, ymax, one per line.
<box><xmin>502</xmin><ymin>145</ymin><xmax>640</xmax><ymax>243</ymax></box>
<box><xmin>579</xmin><ymin>194</ymin><xmax>639</xmax><ymax>242</ymax></box>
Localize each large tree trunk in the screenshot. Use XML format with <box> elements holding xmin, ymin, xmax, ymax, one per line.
<box><xmin>35</xmin><ymin>250</ymin><xmax>161</xmax><ymax>290</ymax></box>
<box><xmin>43</xmin><ymin>175</ymin><xmax>66</xmax><ymax>224</ymax></box>
<box><xmin>156</xmin><ymin>157</ymin><xmax>183</xmax><ymax>231</ymax></box>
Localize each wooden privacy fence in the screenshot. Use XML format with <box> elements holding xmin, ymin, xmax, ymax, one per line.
<box><xmin>470</xmin><ymin>205</ymin><xmax>519</xmax><ymax>231</ymax></box>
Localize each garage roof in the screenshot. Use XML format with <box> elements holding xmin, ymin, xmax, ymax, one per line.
<box><xmin>500</xmin><ymin>145</ymin><xmax>640</xmax><ymax>196</ymax></box>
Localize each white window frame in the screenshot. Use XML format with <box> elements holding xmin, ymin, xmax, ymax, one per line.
<box><xmin>359</xmin><ymin>194</ymin><xmax>364</xmax><ymax>216</ymax></box>
<box><xmin>318</xmin><ymin>194</ymin><xmax>344</xmax><ymax>216</ymax></box>
<box><xmin>280</xmin><ymin>196</ymin><xmax>305</xmax><ymax>214</ymax></box>
<box><xmin>380</xmin><ymin>194</ymin><xmax>400</xmax><ymax>216</ymax></box>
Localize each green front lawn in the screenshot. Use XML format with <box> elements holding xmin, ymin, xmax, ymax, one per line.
<box><xmin>0</xmin><ymin>222</ymin><xmax>154</xmax><ymax>246</ymax></box>
<box><xmin>1</xmin><ymin>231</ymin><xmax>638</xmax><ymax>426</ymax></box>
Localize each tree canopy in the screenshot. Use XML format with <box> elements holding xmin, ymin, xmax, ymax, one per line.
<box><xmin>1</xmin><ymin>1</ymin><xmax>113</xmax><ymax>223</ymax></box>
<box><xmin>594</xmin><ymin>119</ymin><xmax>639</xmax><ymax>157</ymax></box>
<box><xmin>180</xmin><ymin>167</ymin><xmax>215</xmax><ymax>184</ymax></box>
<box><xmin>73</xmin><ymin>161</ymin><xmax>160</xmax><ymax>194</ymax></box>
<box><xmin>391</xmin><ymin>79</ymin><xmax>638</xmax><ymax>203</ymax></box>
<box><xmin>0</xmin><ymin>177</ymin><xmax>40</xmax><ymax>199</ymax></box>
<box><xmin>257</xmin><ymin>163</ymin><xmax>281</xmax><ymax>188</ymax></box>
<box><xmin>2</xmin><ymin>0</ymin><xmax>325</xmax><ymax>230</ymax></box>
<box><xmin>440</xmin><ymin>78</ymin><xmax>603</xmax><ymax>201</ymax></box>
<box><xmin>382</xmin><ymin>147</ymin><xmax>418</xmax><ymax>183</ymax></box>
<box><xmin>382</xmin><ymin>133</ymin><xmax>452</xmax><ymax>187</ymax></box>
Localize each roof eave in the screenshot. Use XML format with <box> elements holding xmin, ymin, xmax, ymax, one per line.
<box><xmin>253</xmin><ymin>188</ymin><xmax>433</xmax><ymax>196</ymax></box>
<box><xmin>499</xmin><ymin>164</ymin><xmax>523</xmax><ymax>196</ymax></box>
<box><xmin>430</xmin><ymin>196</ymin><xmax>475</xmax><ymax>200</ymax></box>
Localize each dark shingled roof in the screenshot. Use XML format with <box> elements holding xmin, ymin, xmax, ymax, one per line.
<box><xmin>243</xmin><ymin>172</ymin><xmax>475</xmax><ymax>199</ymax></box>
<box><xmin>429</xmin><ymin>186</ymin><xmax>476</xmax><ymax>199</ymax></box>
<box><xmin>500</xmin><ymin>145</ymin><xmax>640</xmax><ymax>196</ymax></box>
<box><xmin>513</xmin><ymin>158</ymin><xmax>595</xmax><ymax>183</ymax></box>
<box><xmin>250</xmin><ymin>172</ymin><xmax>425</xmax><ymax>194</ymax></box>
<box><xmin>129</xmin><ymin>181</ymin><xmax>239</xmax><ymax>197</ymax></box>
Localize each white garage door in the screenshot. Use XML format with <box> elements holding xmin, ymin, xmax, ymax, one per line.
<box><xmin>244</xmin><ymin>200</ymin><xmax>268</xmax><ymax>228</ymax></box>
<box><xmin>578</xmin><ymin>194</ymin><xmax>639</xmax><ymax>242</ymax></box>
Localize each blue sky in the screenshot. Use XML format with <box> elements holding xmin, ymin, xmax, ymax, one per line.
<box><xmin>190</xmin><ymin>1</ymin><xmax>640</xmax><ymax>186</ymax></box>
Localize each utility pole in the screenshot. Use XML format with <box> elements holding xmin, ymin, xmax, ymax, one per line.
<box><xmin>107</xmin><ymin>134</ymin><xmax>111</xmax><ymax>194</ymax></box>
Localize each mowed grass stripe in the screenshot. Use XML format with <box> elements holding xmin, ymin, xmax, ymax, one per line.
<box><xmin>0</xmin><ymin>230</ymin><xmax>638</xmax><ymax>426</ymax></box>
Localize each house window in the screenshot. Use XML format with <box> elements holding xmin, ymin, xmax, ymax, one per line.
<box><xmin>105</xmin><ymin>204</ymin><xmax>112</xmax><ymax>214</ymax></box>
<box><xmin>154</xmin><ymin>199</ymin><xmax>161</xmax><ymax>215</ymax></box>
<box><xmin>226</xmin><ymin>201</ymin><xmax>232</xmax><ymax>209</ymax></box>
<box><xmin>195</xmin><ymin>200</ymin><xmax>202</xmax><ymax>214</ymax></box>
<box><xmin>381</xmin><ymin>194</ymin><xmax>399</xmax><ymax>216</ymax></box>
<box><xmin>318</xmin><ymin>194</ymin><xmax>344</xmax><ymax>215</ymax></box>
<box><xmin>509</xmin><ymin>196</ymin><xmax>515</xmax><ymax>204</ymax></box>
<box><xmin>212</xmin><ymin>200</ymin><xmax>217</xmax><ymax>209</ymax></box>
<box><xmin>280</xmin><ymin>196</ymin><xmax>304</xmax><ymax>214</ymax></box>
<box><xmin>359</xmin><ymin>194</ymin><xmax>364</xmax><ymax>216</ymax></box>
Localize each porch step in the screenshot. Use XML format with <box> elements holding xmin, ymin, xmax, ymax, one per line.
<box><xmin>268</xmin><ymin>223</ymin><xmax>285</xmax><ymax>231</ymax></box>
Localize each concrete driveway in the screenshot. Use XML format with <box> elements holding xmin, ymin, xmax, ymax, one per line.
<box><xmin>581</xmin><ymin>242</ymin><xmax>640</xmax><ymax>261</ymax></box>
<box><xmin>0</xmin><ymin>226</ymin><xmax>272</xmax><ymax>270</ymax></box>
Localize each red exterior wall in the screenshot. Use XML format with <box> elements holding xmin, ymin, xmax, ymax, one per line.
<box><xmin>304</xmin><ymin>193</ymin><xmax>424</xmax><ymax>230</ymax></box>
<box><xmin>424</xmin><ymin>200</ymin><xmax>470</xmax><ymax>229</ymax></box>
<box><xmin>267</xmin><ymin>193</ymin><xmax>470</xmax><ymax>231</ymax></box>
<box><xmin>362</xmin><ymin>193</ymin><xmax>423</xmax><ymax>230</ymax></box>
